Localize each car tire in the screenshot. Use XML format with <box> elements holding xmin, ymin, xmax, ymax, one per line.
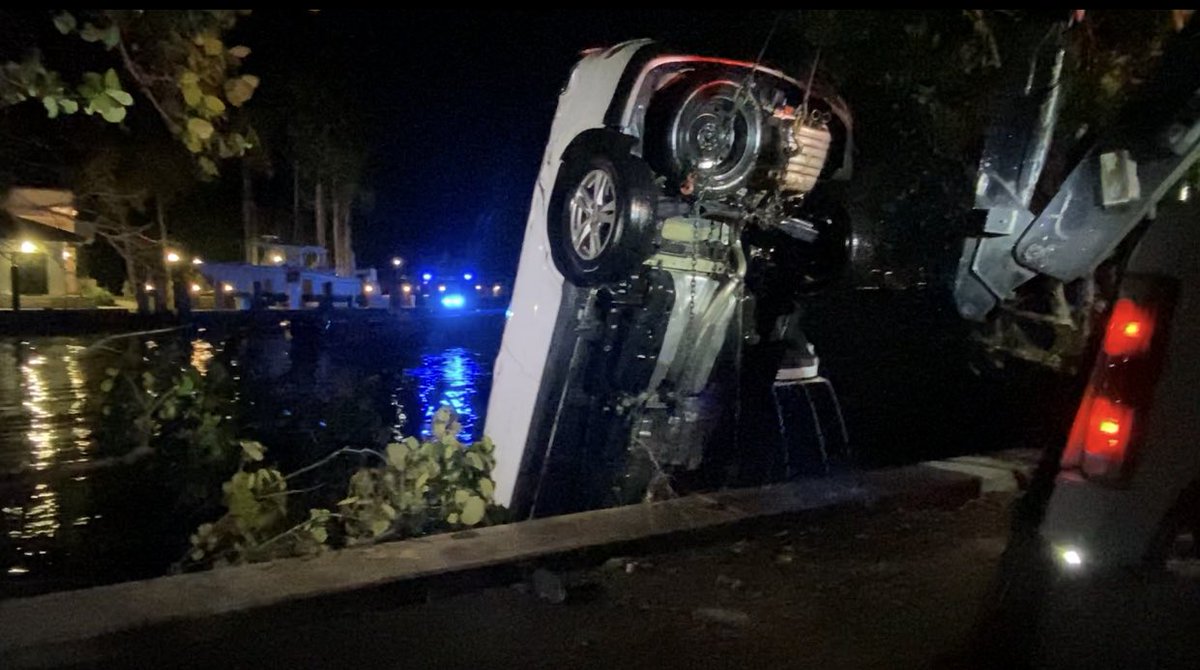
<box><xmin>548</xmin><ymin>149</ymin><xmax>658</xmax><ymax>287</ymax></box>
<box><xmin>644</xmin><ymin>75</ymin><xmax>763</xmax><ymax>196</ymax></box>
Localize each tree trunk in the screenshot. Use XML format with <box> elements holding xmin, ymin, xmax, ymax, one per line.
<box><xmin>315</xmin><ymin>178</ymin><xmax>326</xmax><ymax>260</ymax></box>
<box><xmin>157</xmin><ymin>197</ymin><xmax>173</xmax><ymax>311</ymax></box>
<box><xmin>122</xmin><ymin>238</ymin><xmax>138</xmax><ymax>298</ymax></box>
<box><xmin>331</xmin><ymin>184</ymin><xmax>343</xmax><ymax>275</ymax></box>
<box><xmin>292</xmin><ymin>161</ymin><xmax>301</xmax><ymax>244</ymax></box>
<box><xmin>242</xmin><ymin>161</ymin><xmax>256</xmax><ymax>263</ymax></box>
<box><xmin>342</xmin><ymin>205</ymin><xmax>355</xmax><ymax>274</ymax></box>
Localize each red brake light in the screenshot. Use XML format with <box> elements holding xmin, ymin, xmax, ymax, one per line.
<box><xmin>1103</xmin><ymin>298</ymin><xmax>1155</xmax><ymax>358</ymax></box>
<box><xmin>1081</xmin><ymin>396</ymin><xmax>1134</xmax><ymax>474</ymax></box>
<box><xmin>1060</xmin><ymin>281</ymin><xmax>1174</xmax><ymax>485</ymax></box>
<box><xmin>1063</xmin><ymin>391</ymin><xmax>1134</xmax><ymax>478</ymax></box>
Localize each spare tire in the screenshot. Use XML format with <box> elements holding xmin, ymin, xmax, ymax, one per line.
<box><xmin>548</xmin><ymin>147</ymin><xmax>658</xmax><ymax>286</ymax></box>
<box><xmin>645</xmin><ymin>77</ymin><xmax>763</xmax><ymax>196</ymax></box>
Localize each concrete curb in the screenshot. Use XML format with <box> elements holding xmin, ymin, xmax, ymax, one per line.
<box><xmin>0</xmin><ymin>451</ymin><xmax>1037</xmax><ymax>661</ymax></box>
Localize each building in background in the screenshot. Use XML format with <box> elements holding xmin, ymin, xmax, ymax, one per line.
<box><xmin>0</xmin><ymin>188</ymin><xmax>90</xmax><ymax>306</ymax></box>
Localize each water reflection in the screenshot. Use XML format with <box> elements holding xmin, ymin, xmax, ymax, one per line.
<box><xmin>0</xmin><ymin>340</ymin><xmax>99</xmax><ymax>582</ymax></box>
<box><xmin>0</xmin><ymin>326</ymin><xmax>501</xmax><ymax>594</ymax></box>
<box><xmin>190</xmin><ymin>339</ymin><xmax>214</xmax><ymax>375</ymax></box>
<box><xmin>407</xmin><ymin>347</ymin><xmax>487</xmax><ymax>442</ymax></box>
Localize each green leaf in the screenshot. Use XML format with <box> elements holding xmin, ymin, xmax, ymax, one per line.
<box><xmin>386</xmin><ymin>442</ymin><xmax>407</xmax><ymax>469</ymax></box>
<box><xmin>101</xmin><ymin>25</ymin><xmax>120</xmax><ymax>50</ymax></box>
<box><xmin>198</xmin><ymin>156</ymin><xmax>218</xmax><ymax>176</ymax></box>
<box><xmin>310</xmin><ymin>525</ymin><xmax>328</xmax><ymax>543</ymax></box>
<box><xmin>465</xmin><ymin>452</ymin><xmax>484</xmax><ymax>471</ymax></box>
<box><xmin>188</xmin><ymin>117</ymin><xmax>215</xmax><ymax>141</ymax></box>
<box><xmin>203</xmin><ymin>94</ymin><xmax>226</xmax><ymax>114</ymax></box>
<box><xmin>179</xmin><ymin>71</ymin><xmax>200</xmax><ymax>85</ymax></box>
<box><xmin>182</xmin><ymin>83</ymin><xmax>202</xmax><ymax>108</ymax></box>
<box><xmin>107</xmin><ymin>89</ymin><xmax>133</xmax><ymax>106</ymax></box>
<box><xmin>201</xmin><ymin>35</ymin><xmax>224</xmax><ymax>56</ymax></box>
<box><xmin>453</xmin><ymin>489</ymin><xmax>470</xmax><ymax>505</ymax></box>
<box><xmin>479</xmin><ymin>477</ymin><xmax>495</xmax><ymax>499</ymax></box>
<box><xmin>99</xmin><ymin>104</ymin><xmax>126</xmax><ymax>123</ymax></box>
<box><xmin>177</xmin><ymin>374</ymin><xmax>195</xmax><ymax>395</ymax></box>
<box><xmin>240</xmin><ymin>440</ymin><xmax>265</xmax><ymax>462</ymax></box>
<box><xmin>59</xmin><ymin>98</ymin><xmax>78</xmax><ymax>114</ymax></box>
<box><xmin>228</xmin><ymin>45</ymin><xmax>251</xmax><ymax>59</ymax></box>
<box><xmin>460</xmin><ymin>496</ymin><xmax>486</xmax><ymax>526</ymax></box>
<box><xmin>369</xmin><ymin>518</ymin><xmax>389</xmax><ymax>537</ymax></box>
<box><xmin>446</xmin><ymin>512</ymin><xmax>459</xmax><ymax>524</ymax></box>
<box><xmin>99</xmin><ymin>378</ymin><xmax>114</xmax><ymax>393</ymax></box>
<box><xmin>104</xmin><ymin>367</ymin><xmax>119</xmax><ymax>377</ymax></box>
<box><xmin>224</xmin><ymin>78</ymin><xmax>253</xmax><ymax>107</ymax></box>
<box><xmin>79</xmin><ymin>22</ymin><xmax>103</xmax><ymax>43</ymax></box>
<box><xmin>103</xmin><ymin>68</ymin><xmax>120</xmax><ymax>91</ymax></box>
<box><xmin>53</xmin><ymin>13</ymin><xmax>77</xmax><ymax>35</ymax></box>
<box><xmin>42</xmin><ymin>96</ymin><xmax>58</xmax><ymax>119</ymax></box>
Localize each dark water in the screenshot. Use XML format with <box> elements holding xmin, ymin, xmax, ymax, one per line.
<box><xmin>0</xmin><ymin>314</ymin><xmax>503</xmax><ymax>598</ymax></box>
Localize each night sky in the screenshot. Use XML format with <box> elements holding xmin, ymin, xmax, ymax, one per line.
<box><xmin>243</xmin><ymin>10</ymin><xmax>788</xmax><ymax>275</ymax></box>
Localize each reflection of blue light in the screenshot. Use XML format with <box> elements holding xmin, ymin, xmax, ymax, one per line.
<box><xmin>441</xmin><ymin>294</ymin><xmax>465</xmax><ymax>308</ymax></box>
<box><xmin>409</xmin><ymin>347</ymin><xmax>484</xmax><ymax>442</ymax></box>
<box><xmin>422</xmin><ymin>272</ymin><xmax>432</xmax><ymax>282</ymax></box>
<box><xmin>463</xmin><ymin>272</ymin><xmax>473</xmax><ymax>281</ymax></box>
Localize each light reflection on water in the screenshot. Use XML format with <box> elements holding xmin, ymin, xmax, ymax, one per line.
<box><xmin>0</xmin><ymin>329</ymin><xmax>497</xmax><ymax>593</ymax></box>
<box><xmin>407</xmin><ymin>347</ymin><xmax>487</xmax><ymax>443</ymax></box>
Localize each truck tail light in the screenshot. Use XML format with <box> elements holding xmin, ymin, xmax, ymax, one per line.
<box><xmin>1103</xmin><ymin>298</ymin><xmax>1155</xmax><ymax>357</ymax></box>
<box><xmin>1064</xmin><ymin>391</ymin><xmax>1135</xmax><ymax>479</ymax></box>
<box><xmin>1061</xmin><ymin>281</ymin><xmax>1175</xmax><ymax>484</ymax></box>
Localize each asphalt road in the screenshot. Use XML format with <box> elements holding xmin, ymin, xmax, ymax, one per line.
<box><xmin>27</xmin><ymin>491</ymin><xmax>1200</xmax><ymax>669</ymax></box>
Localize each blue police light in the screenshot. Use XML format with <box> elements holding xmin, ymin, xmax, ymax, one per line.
<box><xmin>463</xmin><ymin>272</ymin><xmax>473</xmax><ymax>281</ymax></box>
<box><xmin>422</xmin><ymin>272</ymin><xmax>432</xmax><ymax>282</ymax></box>
<box><xmin>441</xmin><ymin>294</ymin><xmax>465</xmax><ymax>308</ymax></box>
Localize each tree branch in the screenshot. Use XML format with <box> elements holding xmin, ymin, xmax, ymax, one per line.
<box><xmin>285</xmin><ymin>447</ymin><xmax>387</xmax><ymax>481</ymax></box>
<box><xmin>0</xmin><ymin>444</ymin><xmax>155</xmax><ymax>492</ymax></box>
<box><xmin>116</xmin><ymin>35</ymin><xmax>182</xmax><ymax>136</ymax></box>
<box><xmin>83</xmin><ymin>326</ymin><xmax>188</xmax><ymax>356</ymax></box>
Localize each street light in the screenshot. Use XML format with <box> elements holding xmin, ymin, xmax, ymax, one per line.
<box><xmin>391</xmin><ymin>257</ymin><xmax>403</xmax><ymax>268</ymax></box>
<box><xmin>271</xmin><ymin>253</ymin><xmax>284</xmax><ymax>264</ymax></box>
<box><xmin>166</xmin><ymin>251</ymin><xmax>181</xmax><ymax>263</ymax></box>
<box><xmin>192</xmin><ymin>257</ymin><xmax>204</xmax><ymax>265</ymax></box>
<box><xmin>19</xmin><ymin>240</ymin><xmax>37</xmax><ymax>254</ymax></box>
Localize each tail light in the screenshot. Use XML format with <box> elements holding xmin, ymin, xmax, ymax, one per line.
<box><xmin>1061</xmin><ymin>279</ymin><xmax>1176</xmax><ymax>484</ymax></box>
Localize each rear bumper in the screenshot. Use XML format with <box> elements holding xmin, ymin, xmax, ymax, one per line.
<box><xmin>1041</xmin><ymin>472</ymin><xmax>1163</xmax><ymax>567</ymax></box>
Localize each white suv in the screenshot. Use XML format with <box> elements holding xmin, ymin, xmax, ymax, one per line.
<box><xmin>484</xmin><ymin>40</ymin><xmax>854</xmax><ymax>517</ymax></box>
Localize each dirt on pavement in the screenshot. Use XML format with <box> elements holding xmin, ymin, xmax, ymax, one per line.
<box><xmin>60</xmin><ymin>493</ymin><xmax>1016</xmax><ymax>670</ymax></box>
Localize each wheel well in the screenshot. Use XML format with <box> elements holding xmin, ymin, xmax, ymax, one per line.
<box><xmin>559</xmin><ymin>128</ymin><xmax>638</xmax><ymax>166</ymax></box>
